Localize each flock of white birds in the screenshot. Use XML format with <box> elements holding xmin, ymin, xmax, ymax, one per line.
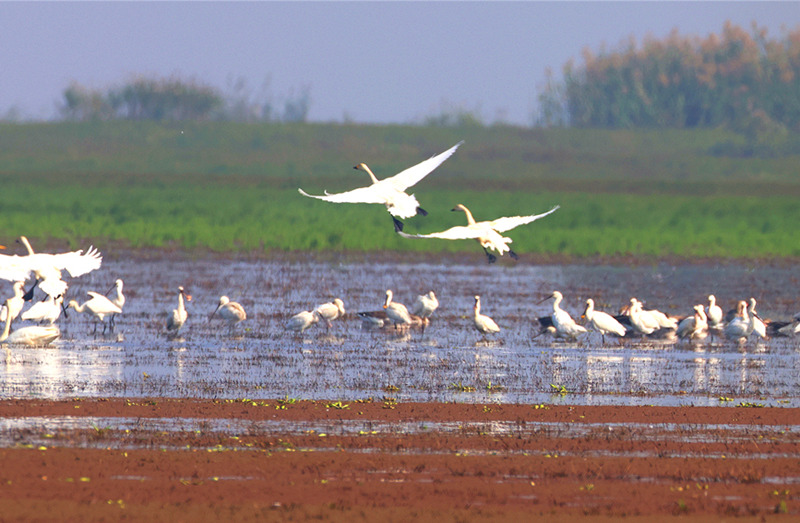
<box><xmin>3</xmin><ymin>144</ymin><xmax>794</xmax><ymax>346</ymax></box>
<box><xmin>0</xmin><ymin>236</ymin><xmax>246</xmax><ymax>346</ymax></box>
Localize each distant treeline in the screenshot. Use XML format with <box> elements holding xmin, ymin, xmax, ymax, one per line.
<box><xmin>60</xmin><ymin>76</ymin><xmax>311</xmax><ymax>123</ymax></box>
<box><xmin>538</xmin><ymin>22</ymin><xmax>800</xmax><ymax>134</ymax></box>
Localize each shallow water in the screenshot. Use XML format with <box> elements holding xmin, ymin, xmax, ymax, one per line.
<box><xmin>2</xmin><ymin>254</ymin><xmax>799</xmax><ymax>407</ymax></box>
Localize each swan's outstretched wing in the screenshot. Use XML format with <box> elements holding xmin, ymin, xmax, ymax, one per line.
<box><xmin>298</xmin><ymin>187</ymin><xmax>386</xmax><ymax>205</ymax></box>
<box><xmin>0</xmin><ymin>255</ymin><xmax>33</xmax><ymax>282</ymax></box>
<box><xmin>385</xmin><ymin>141</ymin><xmax>463</xmax><ymax>192</ymax></box>
<box><xmin>398</xmin><ymin>225</ymin><xmax>480</xmax><ymax>241</ymax></box>
<box><xmin>487</xmin><ymin>205</ymin><xmax>560</xmax><ymax>233</ymax></box>
<box><xmin>50</xmin><ymin>246</ymin><xmax>103</xmax><ymax>277</ymax></box>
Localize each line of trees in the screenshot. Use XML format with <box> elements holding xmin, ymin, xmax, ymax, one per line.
<box><xmin>537</xmin><ymin>22</ymin><xmax>800</xmax><ymax>134</ymax></box>
<box><xmin>60</xmin><ymin>75</ymin><xmax>311</xmax><ymax>123</ymax></box>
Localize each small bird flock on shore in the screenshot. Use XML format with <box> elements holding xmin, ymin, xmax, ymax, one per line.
<box><xmin>0</xmin><ymin>143</ymin><xmax>796</xmax><ymax>346</ymax></box>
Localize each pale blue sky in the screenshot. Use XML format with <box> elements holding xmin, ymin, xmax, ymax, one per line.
<box><xmin>2</xmin><ymin>2</ymin><xmax>797</xmax><ymax>125</ymax></box>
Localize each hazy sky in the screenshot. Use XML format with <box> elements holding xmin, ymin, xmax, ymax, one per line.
<box><xmin>2</xmin><ymin>2</ymin><xmax>798</xmax><ymax>126</ymax></box>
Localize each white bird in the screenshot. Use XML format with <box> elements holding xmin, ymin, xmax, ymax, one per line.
<box><xmin>625</xmin><ymin>298</ymin><xmax>660</xmax><ymax>335</ymax></box>
<box><xmin>724</xmin><ymin>300</ymin><xmax>752</xmax><ymax>341</ymax></box>
<box><xmin>747</xmin><ymin>298</ymin><xmax>767</xmax><ymax>339</ymax></box>
<box><xmin>0</xmin><ymin>281</ymin><xmax>27</xmax><ymax>326</ymax></box>
<box><xmin>210</xmin><ymin>296</ymin><xmax>247</xmax><ymax>333</ymax></box>
<box><xmin>541</xmin><ymin>291</ymin><xmax>587</xmax><ymax>340</ymax></box>
<box><xmin>66</xmin><ymin>292</ymin><xmax>122</xmax><ymax>334</ymax></box>
<box><xmin>0</xmin><ymin>236</ymin><xmax>102</xmax><ymax>298</ymax></box>
<box><xmin>299</xmin><ymin>142</ymin><xmax>463</xmax><ymax>232</ymax></box>
<box><xmin>21</xmin><ymin>294</ymin><xmax>64</xmax><ymax>324</ymax></box>
<box><xmin>398</xmin><ymin>203</ymin><xmax>560</xmax><ymax>263</ymax></box>
<box><xmin>285</xmin><ymin>310</ymin><xmax>320</xmax><ymax>333</ymax></box>
<box><xmin>313</xmin><ymin>298</ymin><xmax>345</xmax><ymax>329</ymax></box>
<box><xmin>382</xmin><ymin>290</ymin><xmax>412</xmax><ymax>328</ymax></box>
<box><xmin>677</xmin><ymin>305</ymin><xmax>708</xmax><ymax>340</ymax></box>
<box><xmin>412</xmin><ymin>291</ymin><xmax>439</xmax><ymax>319</ymax></box>
<box><xmin>105</xmin><ymin>279</ymin><xmax>125</xmax><ymax>329</ymax></box>
<box><xmin>472</xmin><ymin>295</ymin><xmax>500</xmax><ymax>335</ymax></box>
<box><xmin>357</xmin><ymin>309</ymin><xmax>429</xmax><ymax>330</ymax></box>
<box><xmin>706</xmin><ymin>294</ymin><xmax>724</xmax><ymax>329</ymax></box>
<box><xmin>582</xmin><ymin>298</ymin><xmax>626</xmax><ymax>342</ymax></box>
<box><xmin>0</xmin><ymin>299</ymin><xmax>60</xmax><ymax>346</ymax></box>
<box><xmin>166</xmin><ymin>286</ymin><xmax>191</xmax><ymax>336</ymax></box>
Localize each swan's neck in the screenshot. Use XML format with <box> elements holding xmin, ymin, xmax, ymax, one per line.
<box><xmin>460</xmin><ymin>207</ymin><xmax>476</xmax><ymax>225</ymax></box>
<box><xmin>18</xmin><ymin>236</ymin><xmax>34</xmax><ymax>255</ymax></box>
<box><xmin>474</xmin><ymin>300</ymin><xmax>481</xmax><ymax>316</ymax></box>
<box><xmin>384</xmin><ymin>292</ymin><xmax>393</xmax><ymax>308</ymax></box>
<box><xmin>360</xmin><ymin>164</ymin><xmax>380</xmax><ymax>185</ymax></box>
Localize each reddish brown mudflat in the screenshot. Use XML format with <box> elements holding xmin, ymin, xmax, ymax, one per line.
<box><xmin>0</xmin><ymin>398</ymin><xmax>797</xmax><ymax>521</ymax></box>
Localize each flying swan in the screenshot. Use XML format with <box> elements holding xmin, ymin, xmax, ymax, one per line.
<box><xmin>398</xmin><ymin>203</ymin><xmax>560</xmax><ymax>263</ymax></box>
<box><xmin>298</xmin><ymin>141</ymin><xmax>463</xmax><ymax>232</ymax></box>
<box><xmin>0</xmin><ymin>236</ymin><xmax>102</xmax><ymax>298</ymax></box>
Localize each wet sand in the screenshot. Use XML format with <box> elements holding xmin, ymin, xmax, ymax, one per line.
<box><xmin>0</xmin><ymin>398</ymin><xmax>797</xmax><ymax>521</ymax></box>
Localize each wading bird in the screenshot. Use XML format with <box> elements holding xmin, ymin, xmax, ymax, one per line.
<box><xmin>66</xmin><ymin>292</ymin><xmax>122</xmax><ymax>334</ymax></box>
<box><xmin>382</xmin><ymin>289</ymin><xmax>412</xmax><ymax>329</ymax></box>
<box><xmin>540</xmin><ymin>291</ymin><xmax>587</xmax><ymax>340</ymax></box>
<box><xmin>166</xmin><ymin>286</ymin><xmax>191</xmax><ymax>337</ymax></box>
<box><xmin>472</xmin><ymin>295</ymin><xmax>500</xmax><ymax>335</ymax></box>
<box><xmin>747</xmin><ymin>298</ymin><xmax>767</xmax><ymax>339</ymax></box>
<box><xmin>724</xmin><ymin>300</ymin><xmax>751</xmax><ymax>341</ymax></box>
<box><xmin>313</xmin><ymin>298</ymin><xmax>345</xmax><ymax>329</ymax></box>
<box><xmin>411</xmin><ymin>291</ymin><xmax>438</xmax><ymax>319</ymax></box>
<box><xmin>298</xmin><ymin>142</ymin><xmax>463</xmax><ymax>232</ymax></box>
<box><xmin>582</xmin><ymin>298</ymin><xmax>626</xmax><ymax>343</ymax></box>
<box><xmin>0</xmin><ymin>281</ymin><xmax>26</xmax><ymax>326</ymax></box>
<box><xmin>21</xmin><ymin>293</ymin><xmax>64</xmax><ymax>325</ymax></box>
<box><xmin>356</xmin><ymin>309</ymin><xmax>429</xmax><ymax>330</ymax></box>
<box><xmin>285</xmin><ymin>310</ymin><xmax>320</xmax><ymax>333</ymax></box>
<box><xmin>398</xmin><ymin>203</ymin><xmax>560</xmax><ymax>263</ymax></box>
<box><xmin>210</xmin><ymin>296</ymin><xmax>247</xmax><ymax>333</ymax></box>
<box><xmin>106</xmin><ymin>279</ymin><xmax>125</xmax><ymax>329</ymax></box>
<box><xmin>706</xmin><ymin>294</ymin><xmax>724</xmax><ymax>329</ymax></box>
<box><xmin>0</xmin><ymin>299</ymin><xmax>60</xmax><ymax>346</ymax></box>
<box><xmin>676</xmin><ymin>304</ymin><xmax>708</xmax><ymax>340</ymax></box>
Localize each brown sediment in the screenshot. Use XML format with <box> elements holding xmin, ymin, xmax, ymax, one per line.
<box><xmin>0</xmin><ymin>398</ymin><xmax>797</xmax><ymax>521</ymax></box>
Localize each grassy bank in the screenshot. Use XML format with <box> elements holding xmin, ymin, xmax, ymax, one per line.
<box><xmin>0</xmin><ymin>122</ymin><xmax>797</xmax><ymax>259</ymax></box>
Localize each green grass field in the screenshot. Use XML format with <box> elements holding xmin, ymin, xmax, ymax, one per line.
<box><xmin>1</xmin><ymin>121</ymin><xmax>798</xmax><ymax>259</ymax></box>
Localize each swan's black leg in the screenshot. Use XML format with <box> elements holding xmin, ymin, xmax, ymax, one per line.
<box><xmin>509</xmin><ymin>250</ymin><xmax>519</xmax><ymax>260</ymax></box>
<box><xmin>392</xmin><ymin>216</ymin><xmax>404</xmax><ymax>232</ymax></box>
<box><xmin>416</xmin><ymin>207</ymin><xmax>428</xmax><ymax>217</ymax></box>
<box><xmin>483</xmin><ymin>248</ymin><xmax>497</xmax><ymax>264</ymax></box>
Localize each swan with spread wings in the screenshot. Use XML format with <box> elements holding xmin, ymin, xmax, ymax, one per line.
<box><xmin>398</xmin><ymin>203</ymin><xmax>560</xmax><ymax>263</ymax></box>
<box><xmin>299</xmin><ymin>141</ymin><xmax>463</xmax><ymax>232</ymax></box>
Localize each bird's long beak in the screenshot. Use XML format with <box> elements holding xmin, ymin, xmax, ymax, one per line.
<box><xmin>209</xmin><ymin>305</ymin><xmax>220</xmax><ymax>322</ymax></box>
<box><xmin>537</xmin><ymin>295</ymin><xmax>552</xmax><ymax>305</ymax></box>
<box><xmin>60</xmin><ymin>297</ymin><xmax>69</xmax><ymax>319</ymax></box>
<box><xmin>23</xmin><ymin>280</ymin><xmax>39</xmax><ymax>302</ymax></box>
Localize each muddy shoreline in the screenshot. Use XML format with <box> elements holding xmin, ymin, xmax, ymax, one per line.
<box><xmin>0</xmin><ymin>398</ymin><xmax>797</xmax><ymax>521</ymax></box>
